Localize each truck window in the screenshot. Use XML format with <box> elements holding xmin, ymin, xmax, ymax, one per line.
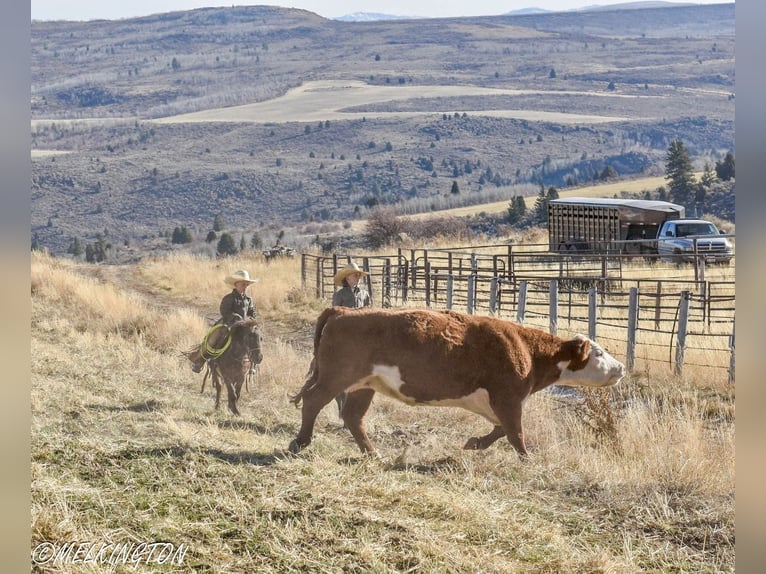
<box><xmin>676</xmin><ymin>223</ymin><xmax>717</xmax><ymax>237</ymax></box>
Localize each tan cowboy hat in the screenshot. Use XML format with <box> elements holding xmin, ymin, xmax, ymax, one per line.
<box><xmin>334</xmin><ymin>262</ymin><xmax>368</xmax><ymax>286</ymax></box>
<box><xmin>224</xmin><ymin>269</ymin><xmax>258</xmax><ymax>287</ymax></box>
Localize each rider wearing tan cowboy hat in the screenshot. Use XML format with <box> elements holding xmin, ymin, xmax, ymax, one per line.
<box><xmin>189</xmin><ymin>269</ymin><xmax>258</xmax><ymax>373</ymax></box>
<box><xmin>332</xmin><ymin>261</ymin><xmax>371</xmax><ymax>308</ymax></box>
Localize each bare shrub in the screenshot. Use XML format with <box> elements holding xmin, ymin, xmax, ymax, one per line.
<box><xmin>407</xmin><ymin>216</ymin><xmax>472</xmax><ymax>242</ymax></box>
<box><xmin>574</xmin><ymin>387</ymin><xmax>621</xmax><ymax>453</ymax></box>
<box><xmin>363</xmin><ymin>207</ymin><xmax>409</xmax><ymax>248</ymax></box>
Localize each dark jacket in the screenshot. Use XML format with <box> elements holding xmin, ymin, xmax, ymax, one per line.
<box><xmin>220</xmin><ymin>290</ymin><xmax>256</xmax><ymax>324</ymax></box>
<box><xmin>332</xmin><ymin>284</ymin><xmax>371</xmax><ymax>308</ymax></box>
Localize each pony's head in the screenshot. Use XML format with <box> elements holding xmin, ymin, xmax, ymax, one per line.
<box><xmin>229</xmin><ymin>318</ymin><xmax>264</xmax><ymax>366</ymax></box>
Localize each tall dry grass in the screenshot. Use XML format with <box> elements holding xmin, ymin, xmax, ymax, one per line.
<box><xmin>30</xmin><ymin>250</ymin><xmax>734</xmax><ymax>573</ymax></box>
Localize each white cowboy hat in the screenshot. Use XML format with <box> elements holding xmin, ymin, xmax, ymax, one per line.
<box><xmin>334</xmin><ymin>262</ymin><xmax>368</xmax><ymax>286</ymax></box>
<box><xmin>224</xmin><ymin>269</ymin><xmax>258</xmax><ymax>286</ymax></box>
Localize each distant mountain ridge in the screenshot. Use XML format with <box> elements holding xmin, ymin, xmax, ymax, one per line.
<box><xmin>336</xmin><ymin>2</ymin><xmax>722</xmax><ymax>21</ymax></box>
<box><xmin>334</xmin><ymin>12</ymin><xmax>415</xmax><ymax>22</ymax></box>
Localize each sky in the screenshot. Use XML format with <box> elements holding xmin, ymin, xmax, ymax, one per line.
<box><xmin>30</xmin><ymin>0</ymin><xmax>731</xmax><ymax>22</ymax></box>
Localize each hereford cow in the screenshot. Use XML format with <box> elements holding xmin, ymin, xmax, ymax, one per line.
<box><xmin>289</xmin><ymin>307</ymin><xmax>625</xmax><ymax>457</ymax></box>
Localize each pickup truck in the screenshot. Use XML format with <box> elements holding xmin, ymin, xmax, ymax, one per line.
<box><xmin>656</xmin><ymin>219</ymin><xmax>733</xmax><ymax>264</ymax></box>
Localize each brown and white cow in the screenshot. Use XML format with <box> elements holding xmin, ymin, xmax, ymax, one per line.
<box><xmin>289</xmin><ymin>307</ymin><xmax>625</xmax><ymax>457</ymax></box>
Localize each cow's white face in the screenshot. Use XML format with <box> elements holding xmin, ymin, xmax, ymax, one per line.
<box><xmin>556</xmin><ymin>335</ymin><xmax>625</xmax><ymax>387</ymax></box>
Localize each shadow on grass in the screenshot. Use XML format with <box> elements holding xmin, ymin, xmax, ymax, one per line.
<box><xmin>86</xmin><ymin>399</ymin><xmax>163</xmax><ymax>412</ymax></box>
<box><xmin>111</xmin><ymin>444</ymin><xmax>285</xmax><ymax>467</ymax></box>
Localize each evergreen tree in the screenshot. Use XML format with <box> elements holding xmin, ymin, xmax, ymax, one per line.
<box><xmin>206</xmin><ymin>231</ymin><xmax>217</xmax><ymax>243</ymax></box>
<box><xmin>507</xmin><ymin>195</ymin><xmax>527</xmax><ymax>225</ymax></box>
<box><xmin>533</xmin><ymin>185</ymin><xmax>549</xmax><ymax>222</ymax></box>
<box><xmin>85</xmin><ymin>243</ymin><xmax>95</xmax><ymax>262</ymax></box>
<box><xmin>665</xmin><ymin>139</ymin><xmax>696</xmax><ymax>205</ymax></box>
<box><xmin>67</xmin><ymin>237</ymin><xmax>83</xmax><ymax>256</ymax></box>
<box><xmin>240</xmin><ymin>234</ymin><xmax>246</xmax><ymax>252</ymax></box>
<box><xmin>715</xmin><ymin>151</ymin><xmax>735</xmax><ymax>181</ymax></box>
<box><xmin>216</xmin><ymin>233</ymin><xmax>238</xmax><ymax>256</ymax></box>
<box><xmin>250</xmin><ymin>232</ymin><xmax>263</xmax><ymax>250</ymax></box>
<box><xmin>700</xmin><ymin>162</ymin><xmax>717</xmax><ymax>188</ymax></box>
<box><xmin>450</xmin><ymin>180</ymin><xmax>460</xmax><ymax>195</ymax></box>
<box><xmin>213</xmin><ymin>214</ymin><xmax>225</xmax><ymax>232</ymax></box>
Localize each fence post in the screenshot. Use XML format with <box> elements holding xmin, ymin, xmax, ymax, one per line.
<box><xmin>627</xmin><ymin>287</ymin><xmax>638</xmax><ymax>372</ymax></box>
<box><xmin>316</xmin><ymin>257</ymin><xmax>323</xmax><ymax>299</ymax></box>
<box><xmin>729</xmin><ymin>319</ymin><xmax>735</xmax><ymax>385</ymax></box>
<box><xmin>549</xmin><ymin>279</ymin><xmax>558</xmax><ymax>335</ymax></box>
<box><xmin>675</xmin><ymin>291</ymin><xmax>691</xmax><ymax>376</ymax></box>
<box><xmin>401</xmin><ymin>251</ymin><xmax>409</xmax><ymax>303</ymax></box>
<box><xmin>588</xmin><ymin>284</ymin><xmax>597</xmax><ymax>340</ymax></box>
<box><xmin>446</xmin><ymin>275</ymin><xmax>454</xmax><ymax>310</ymax></box>
<box><xmin>384</xmin><ymin>258</ymin><xmax>391</xmax><ymax>308</ymax></box>
<box><xmin>517</xmin><ymin>280</ymin><xmax>528</xmax><ymax>323</ymax></box>
<box><xmin>654</xmin><ymin>281</ymin><xmax>662</xmax><ymax>330</ymax></box>
<box><xmin>467</xmin><ymin>273</ymin><xmax>476</xmax><ymax>315</ymax></box>
<box><xmin>489</xmin><ymin>277</ymin><xmax>498</xmax><ymax>315</ymax></box>
<box><xmin>425</xmin><ymin>260</ymin><xmax>432</xmax><ymax>307</ymax></box>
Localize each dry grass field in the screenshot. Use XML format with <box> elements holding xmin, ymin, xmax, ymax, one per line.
<box><xmin>31</xmin><ymin>249</ymin><xmax>734</xmax><ymax>572</ymax></box>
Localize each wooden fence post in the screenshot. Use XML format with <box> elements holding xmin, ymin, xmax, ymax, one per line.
<box><xmin>446</xmin><ymin>275</ymin><xmax>454</xmax><ymax>310</ymax></box>
<box><xmin>425</xmin><ymin>260</ymin><xmax>432</xmax><ymax>307</ymax></box>
<box><xmin>316</xmin><ymin>257</ymin><xmax>323</xmax><ymax>299</ymax></box>
<box><xmin>729</xmin><ymin>319</ymin><xmax>735</xmax><ymax>385</ymax></box>
<box><xmin>675</xmin><ymin>291</ymin><xmax>691</xmax><ymax>376</ymax></box>
<box><xmin>549</xmin><ymin>279</ymin><xmax>558</xmax><ymax>335</ymax></box>
<box><xmin>467</xmin><ymin>273</ymin><xmax>476</xmax><ymax>315</ymax></box>
<box><xmin>489</xmin><ymin>277</ymin><xmax>498</xmax><ymax>315</ymax></box>
<box><xmin>588</xmin><ymin>284</ymin><xmax>597</xmax><ymax>340</ymax></box>
<box><xmin>517</xmin><ymin>280</ymin><xmax>528</xmax><ymax>323</ymax></box>
<box><xmin>654</xmin><ymin>281</ymin><xmax>662</xmax><ymax>330</ymax></box>
<box><xmin>627</xmin><ymin>287</ymin><xmax>638</xmax><ymax>372</ymax></box>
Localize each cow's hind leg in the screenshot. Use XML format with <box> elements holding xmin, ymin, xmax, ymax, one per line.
<box><xmin>463</xmin><ymin>425</ymin><xmax>506</xmax><ymax>450</ymax></box>
<box><xmin>289</xmin><ymin>380</ymin><xmax>339</xmax><ymax>453</ymax></box>
<box><xmin>340</xmin><ymin>389</ymin><xmax>376</xmax><ymax>454</ymax></box>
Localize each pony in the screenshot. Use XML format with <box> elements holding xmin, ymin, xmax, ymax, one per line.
<box><xmin>186</xmin><ymin>318</ymin><xmax>264</xmax><ymax>415</ymax></box>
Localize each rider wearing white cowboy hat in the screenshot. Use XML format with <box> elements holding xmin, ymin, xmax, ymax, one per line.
<box><xmin>332</xmin><ymin>261</ymin><xmax>371</xmax><ymax>308</ymax></box>
<box><xmin>221</xmin><ymin>269</ymin><xmax>258</xmax><ymax>324</ymax></box>
<box><xmin>189</xmin><ymin>269</ymin><xmax>258</xmax><ymax>373</ymax></box>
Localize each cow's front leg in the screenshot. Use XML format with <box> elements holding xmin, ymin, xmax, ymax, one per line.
<box><xmin>464</xmin><ymin>425</ymin><xmax>506</xmax><ymax>450</ymax></box>
<box><xmin>494</xmin><ymin>401</ymin><xmax>528</xmax><ymax>457</ymax></box>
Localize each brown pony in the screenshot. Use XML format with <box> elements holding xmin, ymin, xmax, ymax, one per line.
<box><xmin>189</xmin><ymin>318</ymin><xmax>264</xmax><ymax>415</ymax></box>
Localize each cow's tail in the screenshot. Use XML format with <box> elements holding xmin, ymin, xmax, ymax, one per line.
<box><xmin>290</xmin><ymin>307</ymin><xmax>338</xmax><ymax>407</ymax></box>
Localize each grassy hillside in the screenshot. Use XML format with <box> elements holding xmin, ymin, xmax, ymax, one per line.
<box><xmin>31</xmin><ymin>250</ymin><xmax>734</xmax><ymax>572</ymax></box>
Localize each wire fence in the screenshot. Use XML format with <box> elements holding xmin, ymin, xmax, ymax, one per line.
<box><xmin>301</xmin><ymin>244</ymin><xmax>735</xmax><ymax>383</ymax></box>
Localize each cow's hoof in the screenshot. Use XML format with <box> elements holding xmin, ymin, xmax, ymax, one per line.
<box><xmin>463</xmin><ymin>437</ymin><xmax>481</xmax><ymax>450</ymax></box>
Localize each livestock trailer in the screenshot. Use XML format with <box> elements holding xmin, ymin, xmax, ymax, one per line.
<box><xmin>547</xmin><ymin>197</ymin><xmax>685</xmax><ymax>253</ymax></box>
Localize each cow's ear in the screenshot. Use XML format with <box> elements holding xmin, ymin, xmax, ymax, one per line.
<box><xmin>571</xmin><ymin>336</ymin><xmax>591</xmax><ymax>363</ymax></box>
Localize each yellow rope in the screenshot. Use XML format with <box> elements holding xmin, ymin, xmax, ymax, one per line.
<box><xmin>202</xmin><ymin>324</ymin><xmax>232</xmax><ymax>359</ymax></box>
